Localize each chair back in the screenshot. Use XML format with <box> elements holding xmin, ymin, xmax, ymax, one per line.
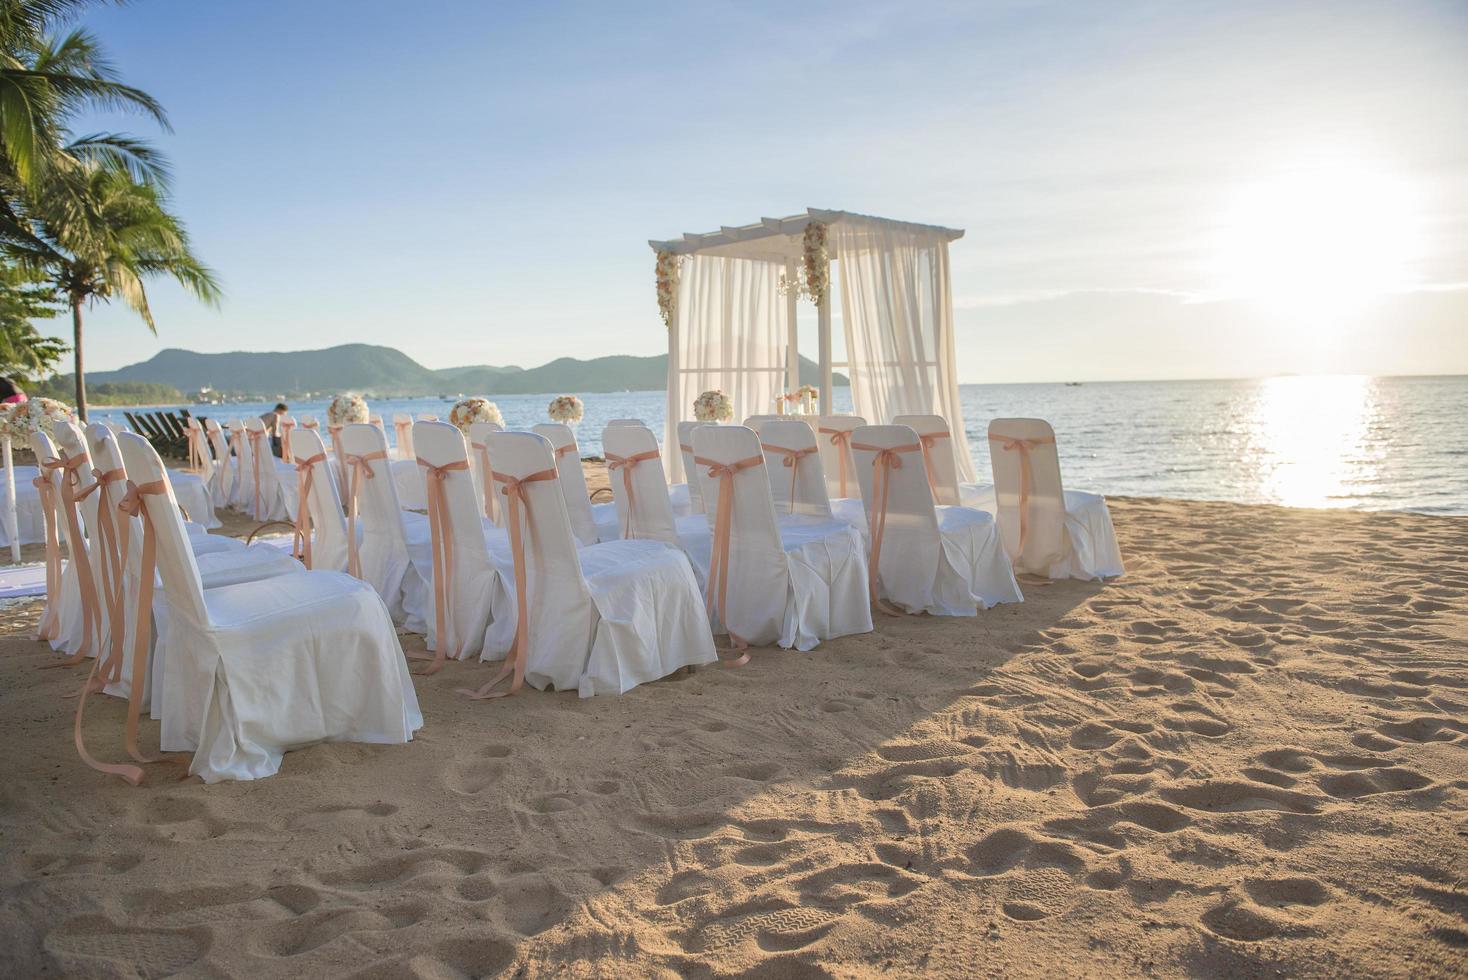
<box><xmin>392</xmin><ymin>412</ymin><xmax>414</xmax><ymax>460</ymax></box>
<box><xmin>851</xmin><ymin>425</ymin><xmax>942</xmax><ymax>610</ymax></box>
<box><xmin>242</xmin><ymin>416</ymin><xmax>282</xmax><ymax>519</ymax></box>
<box><xmin>115</xmin><ymin>432</ymin><xmax>209</xmax><ymax>625</ymax></box>
<box><xmin>338</xmin><ymin>421</ymin><xmax>409</xmax><ymax>554</ymax></box>
<box><xmin>742</xmin><ymin>414</ymin><xmax>782</xmax><ymax>433</ymax></box>
<box><xmin>892</xmin><ymin>414</ymin><xmax>962</xmax><ymax>506</ymax></box>
<box><xmin>204</xmin><ymin>419</ymin><xmax>234</xmax><ymax>502</ymax></box>
<box><xmin>987</xmin><ymin>417</ymin><xmax>1068</xmax><ymax>570</ymax></box>
<box><xmin>290</xmin><ymin>427</ymin><xmax>350</xmax><ymax>571</ymax></box>
<box><xmin>605</xmin><ymin>418</ymin><xmax>644</xmax><ymax>428</ymax></box>
<box><xmin>758</xmin><ymin>419</ymin><xmax>832</xmax><ymax>517</ymax></box>
<box><xmin>466</xmin><ymin>420</ymin><xmax>506</xmax><ymax>525</ymax></box>
<box><xmin>676</xmin><ymin>420</ymin><xmax>707</xmax><ymax>513</ymax></box>
<box><xmin>531</xmin><ymin>422</ymin><xmax>599</xmax><ymax>545</ymax></box>
<box><xmin>53</xmin><ymin>420</ymin><xmax>103</xmax><ymax>541</ymax></box>
<box><xmin>816</xmin><ymin>414</ymin><xmax>865</xmax><ymax>500</ymax></box>
<box><xmin>277</xmin><ymin>414</ymin><xmax>297</xmax><ymax>462</ymax></box>
<box><xmin>603</xmin><ymin>424</ymin><xmax>676</xmax><ymax>545</ymax></box>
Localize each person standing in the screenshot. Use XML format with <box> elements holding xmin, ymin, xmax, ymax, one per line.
<box><xmin>260</xmin><ymin>403</ymin><xmax>287</xmax><ymax>457</ymax></box>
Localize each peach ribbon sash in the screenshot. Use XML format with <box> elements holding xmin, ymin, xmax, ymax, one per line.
<box><xmin>818</xmin><ymin>427</ymin><xmax>854</xmax><ymax>498</ymax></box>
<box><xmin>393</xmin><ymin>419</ymin><xmax>412</xmax><ymax>460</ymax></box>
<box><xmin>291</xmin><ymin>452</ymin><xmax>327</xmax><ymax>569</ymax></box>
<box><xmin>89</xmin><ymin>466</ymin><xmax>128</xmax><ymax>685</ymax></box>
<box><xmin>301</xmin><ymin>418</ymin><xmax>320</xmax><ymax>431</ymax></box>
<box><xmin>851</xmin><ymin>441</ymin><xmax>922</xmax><ymax>615</ymax></box>
<box><xmin>469</xmin><ymin>442</ymin><xmax>500</xmax><ymax>523</ymax></box>
<box><xmin>245</xmin><ymin>428</ymin><xmax>266</xmax><ymax>519</ymax></box>
<box><xmin>915</xmin><ymin>430</ymin><xmax>948</xmax><ymax>500</ymax></box>
<box><xmin>760</xmin><ymin>443</ymin><xmax>816</xmax><ymax>514</ymax></box>
<box><xmin>416</xmin><ymin>456</ymin><xmax>471</xmax><ymax>674</ymax></box>
<box><xmin>186</xmin><ymin>425</ymin><xmax>207</xmax><ymax>473</ymax></box>
<box><xmin>692</xmin><ymin>453</ymin><xmax>765</xmax><ymax>665</ymax></box>
<box><xmin>32</xmin><ymin>470</ymin><xmax>62</xmax><ymax>642</ymax></box>
<box><xmin>41</xmin><ymin>453</ymin><xmax>103</xmax><ymax>667</ymax></box>
<box><xmin>605</xmin><ymin>449</ymin><xmax>660</xmax><ymax>538</ymax></box>
<box><xmin>988</xmin><ymin>434</ymin><xmax>1056</xmax><ymax>555</ymax></box>
<box><xmin>553</xmin><ymin>442</ymin><xmax>577</xmax><ymax>460</ymax></box>
<box><xmin>341</xmin><ymin>449</ymin><xmax>388</xmax><ymax>579</ymax></box>
<box><xmin>74</xmin><ymin>478</ymin><xmax>188</xmax><ymax>785</ymax></box>
<box><xmin>279</xmin><ymin>418</ymin><xmax>295</xmax><ymax>462</ymax></box>
<box><xmin>460</xmin><ymin>466</ymin><xmax>559</xmax><ymax>701</ymax></box>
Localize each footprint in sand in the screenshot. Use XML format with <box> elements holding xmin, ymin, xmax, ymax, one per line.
<box><xmin>44</xmin><ymin>918</ymin><xmax>206</xmax><ymax>975</ymax></box>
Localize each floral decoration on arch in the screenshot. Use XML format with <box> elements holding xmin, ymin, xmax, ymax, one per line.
<box><xmin>655</xmin><ymin>250</ymin><xmax>681</xmax><ymax>329</ymax></box>
<box><xmin>802</xmin><ymin>222</ymin><xmax>829</xmax><ymax>306</ymax></box>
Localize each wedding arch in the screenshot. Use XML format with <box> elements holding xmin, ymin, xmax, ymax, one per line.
<box><xmin>651</xmin><ymin>208</ymin><xmax>975</xmax><ymax>483</ymax></box>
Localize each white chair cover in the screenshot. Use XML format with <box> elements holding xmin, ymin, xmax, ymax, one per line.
<box><xmin>603</xmin><ymin>424</ymin><xmax>680</xmax><ymax>547</ymax></box>
<box><xmin>816</xmin><ymin>414</ymin><xmax>864</xmax><ymax>496</ymax></box>
<box><xmin>480</xmin><ymin>431</ymin><xmax>716</xmax><ymax>697</ymax></box>
<box><xmin>288</xmin><ymin>427</ymin><xmax>351</xmax><ymax>572</ymax></box>
<box><xmin>108</xmin><ymin>432</ymin><xmax>422</xmax><ymax>783</ymax></box>
<box><xmin>851</xmin><ymin>424</ymin><xmax>1022</xmax><ymax>615</ymax></box>
<box><xmin>52</xmin><ymin>421</ymin><xmax>113</xmax><ymax>655</ymax></box>
<box><xmin>337</xmin><ymin>422</ymin><xmax>428</xmax><ymax>627</ymax></box>
<box><xmin>467</xmin><ymin>420</ymin><xmax>506</xmax><ymax>527</ymax></box>
<box><xmin>31</xmin><ymin>429</ymin><xmax>98</xmax><ymax>660</ymax></box>
<box><xmin>605</xmin><ymin>418</ymin><xmax>645</xmax><ymax>427</ymax></box>
<box><xmin>758</xmin><ymin>419</ymin><xmax>833</xmax><ymax>518</ymax></box>
<box><xmin>226</xmin><ymin>419</ymin><xmax>252</xmax><ymax>512</ymax></box>
<box><xmin>986</xmin><ymin>418</ymin><xmax>1124</xmax><ymax>580</ymax></box>
<box><xmin>205</xmin><ymin>419</ymin><xmax>234</xmax><ymax>508</ymax></box>
<box><xmin>390</xmin><ymin>413</ymin><xmax>414</xmax><ymax>461</ymax></box>
<box><xmin>532</xmin><ymin>423</ymin><xmax>615</xmax><ymax>545</ymax></box>
<box><xmin>670</xmin><ymin>420</ymin><xmax>707</xmax><ymax>516</ymax></box>
<box><xmin>742</xmin><ymin>414</ymin><xmax>782</xmax><ymax>432</ymax></box>
<box><xmin>242</xmin><ymin>417</ymin><xmax>290</xmax><ymax>521</ymax></box>
<box><xmin>691</xmin><ymin>425</ymin><xmax>871</xmax><ymax>650</ymax></box>
<box><xmin>891</xmin><ymin>414</ymin><xmax>970</xmax><ymax>507</ymax></box>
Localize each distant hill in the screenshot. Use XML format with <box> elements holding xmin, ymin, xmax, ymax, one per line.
<box><xmin>82</xmin><ymin>344</ymin><xmax>846</xmax><ymax>397</ymax></box>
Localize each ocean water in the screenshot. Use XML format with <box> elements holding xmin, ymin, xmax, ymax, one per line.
<box><xmin>91</xmin><ymin>374</ymin><xmax>1468</xmax><ymax>515</ymax></box>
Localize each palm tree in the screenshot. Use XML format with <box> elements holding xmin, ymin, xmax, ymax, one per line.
<box><xmin>8</xmin><ymin>161</ymin><xmax>218</xmax><ymax>418</ymax></box>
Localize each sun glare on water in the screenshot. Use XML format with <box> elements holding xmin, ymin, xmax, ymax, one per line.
<box><xmin>1211</xmin><ymin>164</ymin><xmax>1422</xmax><ymax>329</ymax></box>
<box><xmin>1247</xmin><ymin>374</ymin><xmax>1378</xmax><ymax>509</ymax></box>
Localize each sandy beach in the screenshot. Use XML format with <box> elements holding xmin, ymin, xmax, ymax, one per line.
<box><xmin>0</xmin><ymin>488</ymin><xmax>1464</xmax><ymax>978</ymax></box>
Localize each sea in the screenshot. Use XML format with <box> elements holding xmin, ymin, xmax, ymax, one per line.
<box><xmin>88</xmin><ymin>375</ymin><xmax>1468</xmax><ymax>516</ymax></box>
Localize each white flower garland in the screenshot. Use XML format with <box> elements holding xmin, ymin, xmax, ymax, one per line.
<box><xmin>802</xmin><ymin>222</ymin><xmax>829</xmax><ymax>307</ymax></box>
<box><xmin>693</xmin><ymin>389</ymin><xmax>733</xmax><ymax>422</ymax></box>
<box><xmin>547</xmin><ymin>394</ymin><xmax>584</xmax><ymax>424</ymax></box>
<box><xmin>327</xmin><ymin>393</ymin><xmax>369</xmax><ymax>426</ymax></box>
<box><xmin>449</xmin><ymin>396</ymin><xmax>503</xmax><ymax>432</ymax></box>
<box><xmin>656</xmin><ymin>250</ymin><xmax>681</xmax><ymax>329</ymax></box>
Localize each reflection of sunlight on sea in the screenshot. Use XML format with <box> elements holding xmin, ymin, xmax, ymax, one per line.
<box><xmin>1246</xmin><ymin>376</ymin><xmax>1377</xmax><ymax>508</ymax></box>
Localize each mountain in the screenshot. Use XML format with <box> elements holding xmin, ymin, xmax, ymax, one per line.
<box><xmin>82</xmin><ymin>344</ymin><xmax>847</xmax><ymax>397</ymax></box>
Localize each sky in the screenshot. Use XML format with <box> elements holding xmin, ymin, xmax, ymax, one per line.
<box><xmin>63</xmin><ymin>0</ymin><xmax>1468</xmax><ymax>383</ymax></box>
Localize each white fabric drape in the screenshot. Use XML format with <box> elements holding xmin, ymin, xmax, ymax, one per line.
<box><xmin>664</xmin><ymin>254</ymin><xmax>788</xmax><ymax>482</ymax></box>
<box><xmin>832</xmin><ymin>216</ymin><xmax>977</xmax><ymax>482</ymax></box>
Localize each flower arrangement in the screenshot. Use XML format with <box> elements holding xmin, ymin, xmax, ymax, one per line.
<box><xmin>655</xmin><ymin>250</ymin><xmax>681</xmax><ymax>328</ymax></box>
<box><xmin>693</xmin><ymin>389</ymin><xmax>733</xmax><ymax>422</ymax></box>
<box><xmin>547</xmin><ymin>394</ymin><xmax>584</xmax><ymax>424</ymax></box>
<box><xmin>0</xmin><ymin>398</ymin><xmax>74</xmax><ymax>450</ymax></box>
<box><xmin>327</xmin><ymin>393</ymin><xmax>369</xmax><ymax>426</ymax></box>
<box><xmin>802</xmin><ymin>222</ymin><xmax>829</xmax><ymax>306</ymax></box>
<box><xmin>449</xmin><ymin>396</ymin><xmax>504</xmax><ymax>432</ymax></box>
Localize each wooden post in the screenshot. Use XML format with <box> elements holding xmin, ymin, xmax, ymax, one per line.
<box><xmin>4</xmin><ymin>436</ymin><xmax>18</xmax><ymax>564</ymax></box>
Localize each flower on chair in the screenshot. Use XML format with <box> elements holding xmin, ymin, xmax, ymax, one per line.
<box><xmin>547</xmin><ymin>395</ymin><xmax>584</xmax><ymax>424</ymax></box>
<box><xmin>0</xmin><ymin>398</ymin><xmax>74</xmax><ymax>450</ymax></box>
<box><xmin>327</xmin><ymin>393</ymin><xmax>369</xmax><ymax>426</ymax></box>
<box><xmin>449</xmin><ymin>397</ymin><xmax>503</xmax><ymax>432</ymax></box>
<box><xmin>693</xmin><ymin>389</ymin><xmax>733</xmax><ymax>422</ymax></box>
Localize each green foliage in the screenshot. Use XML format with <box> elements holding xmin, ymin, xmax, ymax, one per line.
<box><xmin>0</xmin><ymin>257</ymin><xmax>64</xmax><ymax>377</ymax></box>
<box><xmin>32</xmin><ymin>375</ymin><xmax>179</xmax><ymax>405</ymax></box>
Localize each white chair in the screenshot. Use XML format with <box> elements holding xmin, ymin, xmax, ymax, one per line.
<box><xmin>241</xmin><ymin>417</ymin><xmax>291</xmax><ymax>521</ymax></box>
<box><xmin>411</xmin><ymin>420</ymin><xmax>511</xmax><ymax>667</ymax></box>
<box><xmin>337</xmin><ymin>422</ymin><xmax>429</xmax><ymax>627</ymax></box>
<box><xmin>278</xmin><ymin>415</ymin><xmax>298</xmax><ymax>462</ymax></box>
<box><xmin>183</xmin><ymin>417</ymin><xmax>213</xmax><ymax>482</ymax></box>
<box><xmin>605</xmin><ymin>418</ymin><xmax>645</xmax><ymax>427</ymax></box>
<box><xmin>690</xmin><ymin>425</ymin><xmax>872</xmax><ymax>651</ymax></box>
<box><xmin>226</xmin><ymin>419</ymin><xmax>252</xmax><ymax>512</ymax></box>
<box><xmin>741</xmin><ymin>414</ymin><xmax>782</xmax><ymax>432</ymax></box>
<box><xmin>758</xmin><ymin>419</ymin><xmax>834</xmax><ymax>518</ymax></box>
<box><xmin>478</xmin><ymin>430</ymin><xmax>716</xmax><ymax>698</ymax></box>
<box><xmin>288</xmin><ymin>427</ymin><xmax>351</xmax><ymax>572</ymax></box>
<box><xmin>670</xmin><ymin>420</ymin><xmax>707</xmax><ymax>517</ymax></box>
<box><xmin>604</xmin><ymin>425</ymin><xmax>710</xmax><ymax>590</ymax></box>
<box><xmin>391</xmin><ymin>414</ymin><xmax>415</xmax><ymax>461</ymax></box>
<box><xmin>891</xmin><ymin>414</ymin><xmax>970</xmax><ymax>507</ymax></box>
<box><xmin>851</xmin><ymin>424</ymin><xmax>1023</xmax><ymax>615</ymax></box>
<box><xmin>466</xmin><ymin>420</ymin><xmax>507</xmax><ymax>527</ymax></box>
<box><xmin>31</xmin><ymin>428</ymin><xmax>101</xmax><ymax>663</ymax></box>
<box><xmin>205</xmin><ymin>419</ymin><xmax>234</xmax><ymax>508</ymax></box>
<box><xmin>986</xmin><ymin>418</ymin><xmax>1123</xmax><ymax>580</ymax></box>
<box><xmin>532</xmin><ymin>423</ymin><xmax>616</xmax><ymax>544</ymax></box>
<box><xmin>84</xmin><ymin>431</ymin><xmax>423</xmax><ymax>784</ymax></box>
<box><xmin>164</xmin><ymin>421</ymin><xmax>219</xmax><ymax>529</ymax></box>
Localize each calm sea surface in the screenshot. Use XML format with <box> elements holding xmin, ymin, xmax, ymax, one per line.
<box><xmin>91</xmin><ymin>375</ymin><xmax>1468</xmax><ymax>516</ymax></box>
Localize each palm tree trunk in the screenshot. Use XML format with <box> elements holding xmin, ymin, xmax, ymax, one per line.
<box><xmin>71</xmin><ymin>300</ymin><xmax>86</xmax><ymax>421</ymax></box>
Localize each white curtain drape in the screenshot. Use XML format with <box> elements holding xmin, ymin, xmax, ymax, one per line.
<box><xmin>832</xmin><ymin>217</ymin><xmax>976</xmax><ymax>482</ymax></box>
<box><xmin>664</xmin><ymin>254</ymin><xmax>788</xmax><ymax>481</ymax></box>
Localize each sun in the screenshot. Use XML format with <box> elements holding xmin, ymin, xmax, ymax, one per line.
<box><xmin>1210</xmin><ymin>164</ymin><xmax>1421</xmax><ymax>328</ymax></box>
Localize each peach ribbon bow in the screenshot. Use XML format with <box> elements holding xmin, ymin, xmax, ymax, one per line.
<box><xmin>915</xmin><ymin>430</ymin><xmax>948</xmax><ymax>500</ymax></box>
<box><xmin>851</xmin><ymin>442</ymin><xmax>922</xmax><ymax>615</ymax></box>
<box><xmin>31</xmin><ymin>470</ymin><xmax>62</xmax><ymax>642</ymax></box>
<box><xmin>341</xmin><ymin>449</ymin><xmax>388</xmax><ymax>579</ymax></box>
<box><xmin>393</xmin><ymin>419</ymin><xmax>413</xmax><ymax>460</ymax></box>
<box><xmin>605</xmin><ymin>449</ymin><xmax>661</xmax><ymax>538</ymax></box>
<box><xmin>40</xmin><ymin>453</ymin><xmax>103</xmax><ymax>668</ymax></box>
<box><xmin>693</xmin><ymin>453</ymin><xmax>765</xmax><ymax>665</ymax></box>
<box><xmin>279</xmin><ymin>418</ymin><xmax>295</xmax><ymax>462</ymax></box>
<box><xmin>292</xmin><ymin>452</ymin><xmax>327</xmax><ymax>569</ymax></box>
<box><xmin>416</xmin><ymin>456</ymin><xmax>471</xmax><ymax>675</ymax></box>
<box><xmin>73</xmin><ymin>479</ymin><xmax>188</xmax><ymax>785</ymax></box>
<box><xmin>818</xmin><ymin>427</ymin><xmax>854</xmax><ymax>498</ymax></box>
<box><xmin>988</xmin><ymin>434</ymin><xmax>1056</xmax><ymax>555</ymax></box>
<box><xmin>759</xmin><ymin>443</ymin><xmax>817</xmax><ymax>514</ymax></box>
<box><xmin>459</xmin><ymin>466</ymin><xmax>559</xmax><ymax>701</ymax></box>
<box><xmin>469</xmin><ymin>442</ymin><xmax>500</xmax><ymax>524</ymax></box>
<box><xmin>245</xmin><ymin>428</ymin><xmax>266</xmax><ymax>519</ymax></box>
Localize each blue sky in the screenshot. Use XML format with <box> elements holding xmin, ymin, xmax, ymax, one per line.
<box><xmin>66</xmin><ymin>0</ymin><xmax>1468</xmax><ymax>381</ymax></box>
